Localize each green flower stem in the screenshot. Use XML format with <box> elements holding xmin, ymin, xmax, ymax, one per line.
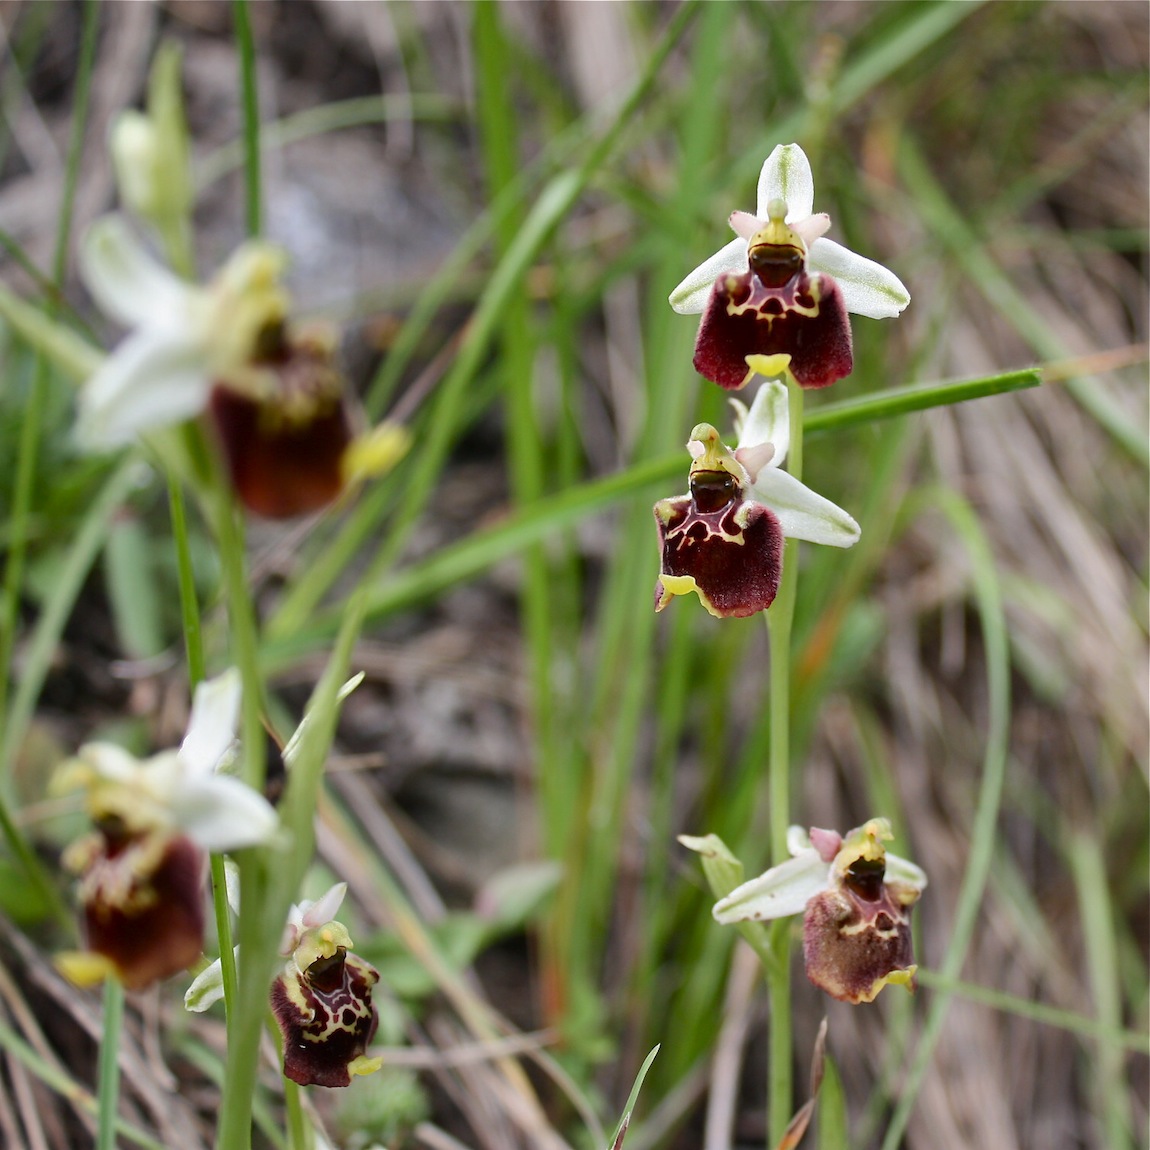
<box><xmin>168</xmin><ymin>469</ymin><xmax>240</xmax><ymax>1019</ymax></box>
<box><xmin>282</xmin><ymin>1073</ymin><xmax>309</xmax><ymax>1150</ymax></box>
<box><xmin>232</xmin><ymin>0</ymin><xmax>262</xmax><ymax>238</ymax></box>
<box><xmin>763</xmin><ymin>380</ymin><xmax>804</xmax><ymax>1147</ymax></box>
<box><xmin>96</xmin><ymin>977</ymin><xmax>124</xmax><ymax>1150</ymax></box>
<box><xmin>217</xmin><ymin>595</ymin><xmax>365</xmax><ymax>1150</ymax></box>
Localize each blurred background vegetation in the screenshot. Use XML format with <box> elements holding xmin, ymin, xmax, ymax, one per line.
<box><xmin>0</xmin><ymin>2</ymin><xmax>1146</xmax><ymax>1148</ymax></box>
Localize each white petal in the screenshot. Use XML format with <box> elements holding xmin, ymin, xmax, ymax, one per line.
<box><xmin>75</xmin><ymin>332</ymin><xmax>212</xmax><ymax>449</ymax></box>
<box><xmin>80</xmin><ymin>215</ymin><xmax>202</xmax><ymax>334</ymax></box>
<box><xmin>302</xmin><ymin>882</ymin><xmax>348</xmax><ymax>929</ymax></box>
<box><xmin>757</xmin><ymin>143</ymin><xmax>815</xmax><ymax>222</ymax></box>
<box><xmin>74</xmin><ymin>742</ymin><xmax>144</xmax><ymax>785</ymax></box>
<box><xmin>713</xmin><ymin>849</ymin><xmax>830</xmax><ymax>923</ymax></box>
<box><xmin>809</xmin><ymin>237</ymin><xmax>910</xmax><ymax>320</ymax></box>
<box><xmin>180</xmin><ymin>669</ymin><xmax>241</xmax><ymax>776</ymax></box>
<box><xmin>737</xmin><ymin>379</ymin><xmax>790</xmax><ymax>463</ymax></box>
<box><xmin>752</xmin><ymin>469</ymin><xmax>860</xmax><ymax>548</ymax></box>
<box><xmin>668</xmin><ymin>237</ymin><xmax>748</xmax><ymax>315</ymax></box>
<box><xmin>885</xmin><ymin>851</ymin><xmax>928</xmax><ymax>893</ymax></box>
<box><xmin>184</xmin><ymin>950</ymin><xmax>236</xmax><ymax>1012</ymax></box>
<box><xmin>173</xmin><ymin>774</ymin><xmax>278</xmax><ymax>851</ymax></box>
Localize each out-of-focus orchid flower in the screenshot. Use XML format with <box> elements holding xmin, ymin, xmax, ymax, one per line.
<box><xmin>54</xmin><ymin>671</ymin><xmax>278</xmax><ymax>990</ymax></box>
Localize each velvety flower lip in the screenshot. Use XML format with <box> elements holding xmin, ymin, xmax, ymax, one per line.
<box><xmin>185</xmin><ymin>882</ymin><xmax>383</xmax><ymax>1088</ymax></box>
<box><xmin>668</xmin><ymin>142</ymin><xmax>910</xmax><ymax>321</ymax></box>
<box><xmin>713</xmin><ymin>818</ymin><xmax>927</xmax><ymax>1004</ymax></box>
<box><xmin>653</xmin><ymin>380</ymin><xmax>859</xmax><ymax>617</ymax></box>
<box><xmin>76</xmin><ymin>214</ymin><xmax>289</xmax><ymax>450</ymax></box>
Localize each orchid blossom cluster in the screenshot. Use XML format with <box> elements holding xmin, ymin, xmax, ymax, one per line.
<box><xmin>42</xmin><ymin>52</ymin><xmax>397</xmax><ymax>1103</ymax></box>
<box><xmin>656</xmin><ymin>142</ymin><xmax>909</xmax><ymax>620</ymax></box>
<box><xmin>667</xmin><ymin>143</ymin><xmax>925</xmax><ymax>1006</ymax></box>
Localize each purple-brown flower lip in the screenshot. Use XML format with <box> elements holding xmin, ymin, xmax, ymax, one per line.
<box><xmin>711</xmin><ymin>818</ymin><xmax>927</xmax><ymax>1005</ymax></box>
<box><xmin>652</xmin><ymin>386</ymin><xmax>860</xmax><ymax>618</ymax></box>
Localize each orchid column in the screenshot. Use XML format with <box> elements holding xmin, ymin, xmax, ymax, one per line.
<box><xmin>661</xmin><ymin>142</ymin><xmax>911</xmax><ymax>1144</ymax></box>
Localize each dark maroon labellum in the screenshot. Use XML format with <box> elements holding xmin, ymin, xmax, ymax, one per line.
<box><xmin>692</xmin><ymin>266</ymin><xmax>853</xmax><ymax>390</ymax></box>
<box><xmin>78</xmin><ymin>832</ymin><xmax>206</xmax><ymax>991</ymax></box>
<box><xmin>271</xmin><ymin>948</ymin><xmax>380</xmax><ymax>1088</ymax></box>
<box><xmin>208</xmin><ymin>332</ymin><xmax>354</xmax><ymax>519</ymax></box>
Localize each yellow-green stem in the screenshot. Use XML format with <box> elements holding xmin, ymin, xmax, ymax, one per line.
<box><xmin>764</xmin><ymin>380</ymin><xmax>804</xmax><ymax>1146</ymax></box>
<box><xmin>96</xmin><ymin>977</ymin><xmax>124</xmax><ymax>1150</ymax></box>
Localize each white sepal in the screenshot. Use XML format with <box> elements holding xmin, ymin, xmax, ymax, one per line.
<box><xmin>751</xmin><ymin>467</ymin><xmax>860</xmax><ymax>549</ymax></box>
<box><xmin>668</xmin><ymin>236</ymin><xmax>748</xmax><ymax>315</ymax></box>
<box><xmin>80</xmin><ymin>215</ymin><xmax>202</xmax><ymax>334</ymax></box>
<box><xmin>75</xmin><ymin>331</ymin><xmax>211</xmax><ymax>449</ymax></box>
<box><xmin>183</xmin><ymin>949</ymin><xmax>236</xmax><ymax>1013</ymax></box>
<box><xmin>884</xmin><ymin>851</ymin><xmax>929</xmax><ymax>894</ymax></box>
<box><xmin>174</xmin><ymin>772</ymin><xmax>278</xmax><ymax>852</ymax></box>
<box><xmin>757</xmin><ymin>143</ymin><xmax>815</xmax><ymax>222</ymax></box>
<box><xmin>735</xmin><ymin>379</ymin><xmax>790</xmax><ymax>466</ymax></box>
<box><xmin>180</xmin><ymin>670</ymin><xmax>241</xmax><ymax>777</ymax></box>
<box><xmin>713</xmin><ymin>849</ymin><xmax>831</xmax><ymax>924</ymax></box>
<box><xmin>809</xmin><ymin>237</ymin><xmax>910</xmax><ymax>320</ymax></box>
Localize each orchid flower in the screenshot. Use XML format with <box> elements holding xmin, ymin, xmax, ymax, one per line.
<box><xmin>653</xmin><ymin>379</ymin><xmax>859</xmax><ymax>617</ymax></box>
<box><xmin>54</xmin><ymin>670</ymin><xmax>278</xmax><ymax>990</ymax></box>
<box><xmin>186</xmin><ymin>881</ymin><xmax>382</xmax><ymax>1089</ymax></box>
<box><xmin>669</xmin><ymin>143</ymin><xmax>909</xmax><ymax>390</ymax></box>
<box><xmin>712</xmin><ymin>819</ymin><xmax>927</xmax><ymax>1004</ymax></box>
<box><xmin>77</xmin><ymin>215</ymin><xmax>373</xmax><ymax>518</ymax></box>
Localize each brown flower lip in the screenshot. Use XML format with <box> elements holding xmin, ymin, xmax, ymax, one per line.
<box><xmin>71</xmin><ymin>829</ymin><xmax>206</xmax><ymax>991</ymax></box>
<box><xmin>271</xmin><ymin>946</ymin><xmax>380</xmax><ymax>1088</ymax></box>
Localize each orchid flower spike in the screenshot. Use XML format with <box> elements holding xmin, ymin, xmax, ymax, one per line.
<box><xmin>713</xmin><ymin>819</ymin><xmax>927</xmax><ymax>1004</ymax></box>
<box><xmin>54</xmin><ymin>670</ymin><xmax>278</xmax><ymax>990</ymax></box>
<box><xmin>669</xmin><ymin>143</ymin><xmax>909</xmax><ymax>391</ymax></box>
<box><xmin>653</xmin><ymin>380</ymin><xmax>859</xmax><ymax>617</ymax></box>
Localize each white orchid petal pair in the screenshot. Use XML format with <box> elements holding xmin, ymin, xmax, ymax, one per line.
<box><xmin>733</xmin><ymin>380</ymin><xmax>860</xmax><ymax>549</ymax></box>
<box><xmin>64</xmin><ymin>669</ymin><xmax>278</xmax><ymax>852</ymax></box>
<box><xmin>76</xmin><ymin>214</ymin><xmax>287</xmax><ymax>450</ymax></box>
<box><xmin>713</xmin><ymin>821</ymin><xmax>927</xmax><ymax>926</ymax></box>
<box><xmin>669</xmin><ymin>143</ymin><xmax>910</xmax><ymax>321</ymax></box>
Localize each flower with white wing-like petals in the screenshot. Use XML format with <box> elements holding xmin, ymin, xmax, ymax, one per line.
<box><xmin>54</xmin><ymin>670</ymin><xmax>278</xmax><ymax>990</ymax></box>
<box><xmin>653</xmin><ymin>379</ymin><xmax>859</xmax><ymax>617</ymax></box>
<box><xmin>713</xmin><ymin>818</ymin><xmax>927</xmax><ymax>1004</ymax></box>
<box><xmin>669</xmin><ymin>143</ymin><xmax>909</xmax><ymax>391</ymax></box>
<box><xmin>77</xmin><ymin>216</ymin><xmax>372</xmax><ymax>518</ymax></box>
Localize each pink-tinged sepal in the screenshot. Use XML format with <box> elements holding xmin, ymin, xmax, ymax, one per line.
<box><xmin>693</xmin><ymin>265</ymin><xmax>853</xmax><ymax>391</ymax></box>
<box><xmin>271</xmin><ymin>946</ymin><xmax>381</xmax><ymax>1088</ymax></box>
<box><xmin>66</xmin><ymin>827</ymin><xmax>205</xmax><ymax>991</ymax></box>
<box><xmin>208</xmin><ymin>326</ymin><xmax>354</xmax><ymax>519</ymax></box>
